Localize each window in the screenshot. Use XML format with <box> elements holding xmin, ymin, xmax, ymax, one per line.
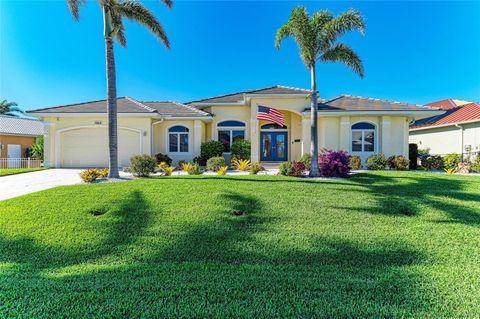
<box><xmin>351</xmin><ymin>122</ymin><xmax>375</xmax><ymax>152</ymax></box>
<box><xmin>261</xmin><ymin>123</ymin><xmax>287</xmax><ymax>130</ymax></box>
<box><xmin>217</xmin><ymin>120</ymin><xmax>246</xmax><ymax>152</ymax></box>
<box><xmin>168</xmin><ymin>126</ymin><xmax>189</xmax><ymax>153</ymax></box>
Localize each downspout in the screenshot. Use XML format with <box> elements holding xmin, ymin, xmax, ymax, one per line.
<box><xmin>455</xmin><ymin>123</ymin><xmax>464</xmax><ymax>161</ymax></box>
<box><xmin>151</xmin><ymin>117</ymin><xmax>164</xmax><ymax>155</ymax></box>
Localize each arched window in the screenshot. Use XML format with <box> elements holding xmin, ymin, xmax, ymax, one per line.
<box><xmin>217</xmin><ymin>120</ymin><xmax>246</xmax><ymax>152</ymax></box>
<box><xmin>351</xmin><ymin>122</ymin><xmax>375</xmax><ymax>152</ymax></box>
<box><xmin>168</xmin><ymin>125</ymin><xmax>189</xmax><ymax>153</ymax></box>
<box><xmin>261</xmin><ymin>123</ymin><xmax>287</xmax><ymax>130</ymax></box>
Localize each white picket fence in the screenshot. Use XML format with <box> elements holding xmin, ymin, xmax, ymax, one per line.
<box><xmin>0</xmin><ymin>158</ymin><xmax>42</xmax><ymax>169</ymax></box>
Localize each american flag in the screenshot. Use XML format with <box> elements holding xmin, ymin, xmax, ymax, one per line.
<box><xmin>257</xmin><ymin>105</ymin><xmax>285</xmax><ymax>127</ymax></box>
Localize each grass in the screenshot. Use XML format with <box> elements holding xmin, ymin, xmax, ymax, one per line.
<box><xmin>0</xmin><ymin>172</ymin><xmax>479</xmax><ymax>317</ymax></box>
<box><xmin>0</xmin><ymin>167</ymin><xmax>46</xmax><ymax>176</ymax></box>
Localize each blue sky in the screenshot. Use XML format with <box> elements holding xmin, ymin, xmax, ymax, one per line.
<box><xmin>1</xmin><ymin>1</ymin><xmax>479</xmax><ymax>111</ymax></box>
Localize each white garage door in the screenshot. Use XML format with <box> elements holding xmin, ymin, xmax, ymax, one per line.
<box><xmin>60</xmin><ymin>127</ymin><xmax>140</xmax><ymax>168</ymax></box>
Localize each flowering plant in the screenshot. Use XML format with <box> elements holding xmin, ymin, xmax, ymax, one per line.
<box><xmin>318</xmin><ymin>150</ymin><xmax>351</xmax><ymax>177</ymax></box>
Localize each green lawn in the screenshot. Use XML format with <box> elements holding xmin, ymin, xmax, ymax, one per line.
<box><xmin>0</xmin><ymin>172</ymin><xmax>479</xmax><ymax>318</ymax></box>
<box><xmin>0</xmin><ymin>167</ymin><xmax>46</xmax><ymax>176</ymax></box>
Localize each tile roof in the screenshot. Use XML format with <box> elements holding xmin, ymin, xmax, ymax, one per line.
<box><xmin>411</xmin><ymin>102</ymin><xmax>480</xmax><ymax>129</ymax></box>
<box><xmin>28</xmin><ymin>98</ymin><xmax>212</xmax><ymax>117</ymax></box>
<box><xmin>28</xmin><ymin>97</ymin><xmax>156</xmax><ymax>113</ymax></box>
<box><xmin>142</xmin><ymin>101</ymin><xmax>211</xmax><ymax>117</ymax></box>
<box><xmin>188</xmin><ymin>85</ymin><xmax>310</xmax><ymax>104</ymax></box>
<box><xmin>426</xmin><ymin>98</ymin><xmax>472</xmax><ymax>110</ymax></box>
<box><xmin>316</xmin><ymin>95</ymin><xmax>437</xmax><ymax>112</ymax></box>
<box><xmin>0</xmin><ymin>115</ymin><xmax>44</xmax><ymax>136</ymax></box>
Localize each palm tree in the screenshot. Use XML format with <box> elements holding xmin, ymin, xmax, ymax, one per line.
<box><xmin>0</xmin><ymin>100</ymin><xmax>24</xmax><ymax>116</ymax></box>
<box><xmin>67</xmin><ymin>0</ymin><xmax>172</xmax><ymax>178</ymax></box>
<box><xmin>275</xmin><ymin>7</ymin><xmax>365</xmax><ymax>177</ymax></box>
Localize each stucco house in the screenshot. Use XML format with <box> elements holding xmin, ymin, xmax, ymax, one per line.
<box><xmin>409</xmin><ymin>99</ymin><xmax>480</xmax><ymax>160</ymax></box>
<box><xmin>27</xmin><ymin>85</ymin><xmax>441</xmax><ymax>168</ymax></box>
<box><xmin>0</xmin><ymin>115</ymin><xmax>44</xmax><ymax>160</ymax></box>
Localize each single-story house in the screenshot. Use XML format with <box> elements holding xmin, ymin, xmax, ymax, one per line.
<box><xmin>410</xmin><ymin>99</ymin><xmax>480</xmax><ymax>160</ymax></box>
<box><xmin>0</xmin><ymin>115</ymin><xmax>44</xmax><ymax>159</ymax></box>
<box><xmin>27</xmin><ymin>85</ymin><xmax>441</xmax><ymax>168</ymax></box>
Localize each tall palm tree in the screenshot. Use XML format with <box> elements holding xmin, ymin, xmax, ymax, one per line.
<box><xmin>0</xmin><ymin>100</ymin><xmax>24</xmax><ymax>116</ymax></box>
<box><xmin>67</xmin><ymin>0</ymin><xmax>172</xmax><ymax>178</ymax></box>
<box><xmin>276</xmin><ymin>7</ymin><xmax>365</xmax><ymax>177</ymax></box>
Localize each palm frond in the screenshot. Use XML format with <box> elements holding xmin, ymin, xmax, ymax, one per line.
<box><xmin>323</xmin><ymin>9</ymin><xmax>365</xmax><ymax>43</ymax></box>
<box><xmin>119</xmin><ymin>1</ymin><xmax>170</xmax><ymax>48</ymax></box>
<box><xmin>160</xmin><ymin>0</ymin><xmax>173</xmax><ymax>9</ymax></box>
<box><xmin>67</xmin><ymin>0</ymin><xmax>86</xmax><ymax>21</ymax></box>
<box><xmin>321</xmin><ymin>43</ymin><xmax>364</xmax><ymax>78</ymax></box>
<box><xmin>110</xmin><ymin>7</ymin><xmax>127</xmax><ymax>47</ymax></box>
<box><xmin>275</xmin><ymin>24</ymin><xmax>292</xmax><ymax>49</ymax></box>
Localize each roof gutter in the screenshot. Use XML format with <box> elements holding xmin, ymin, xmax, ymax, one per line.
<box><xmin>303</xmin><ymin>110</ymin><xmax>444</xmax><ymax>117</ymax></box>
<box><xmin>26</xmin><ymin>112</ymin><xmax>158</xmax><ymax>118</ymax></box>
<box><xmin>409</xmin><ymin>118</ymin><xmax>480</xmax><ymax>131</ymax></box>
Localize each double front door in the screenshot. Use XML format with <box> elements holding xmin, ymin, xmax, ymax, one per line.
<box><xmin>260</xmin><ymin>132</ymin><xmax>288</xmax><ymax>161</ymax></box>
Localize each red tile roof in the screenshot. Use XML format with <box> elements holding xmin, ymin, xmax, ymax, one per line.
<box><xmin>411</xmin><ymin>102</ymin><xmax>480</xmax><ymax>129</ymax></box>
<box><xmin>426</xmin><ymin>99</ymin><xmax>458</xmax><ymax>110</ymax></box>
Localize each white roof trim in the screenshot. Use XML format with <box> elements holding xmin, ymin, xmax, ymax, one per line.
<box><xmin>302</xmin><ymin>110</ymin><xmax>444</xmax><ymax>117</ymax></box>
<box><xmin>27</xmin><ymin>112</ymin><xmax>158</xmax><ymax>118</ymax></box>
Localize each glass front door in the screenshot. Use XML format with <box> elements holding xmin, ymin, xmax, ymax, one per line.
<box><xmin>260</xmin><ymin>132</ymin><xmax>288</xmax><ymax>161</ymax></box>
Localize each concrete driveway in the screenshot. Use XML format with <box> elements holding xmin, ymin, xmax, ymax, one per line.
<box><xmin>0</xmin><ymin>169</ymin><xmax>84</xmax><ymax>201</ymax></box>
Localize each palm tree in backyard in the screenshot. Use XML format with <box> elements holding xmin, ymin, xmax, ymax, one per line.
<box><xmin>276</xmin><ymin>7</ymin><xmax>365</xmax><ymax>177</ymax></box>
<box><xmin>0</xmin><ymin>100</ymin><xmax>24</xmax><ymax>116</ymax></box>
<box><xmin>67</xmin><ymin>0</ymin><xmax>172</xmax><ymax>178</ymax></box>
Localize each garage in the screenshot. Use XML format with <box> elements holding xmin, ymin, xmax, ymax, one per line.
<box><xmin>59</xmin><ymin>127</ymin><xmax>140</xmax><ymax>168</ymax></box>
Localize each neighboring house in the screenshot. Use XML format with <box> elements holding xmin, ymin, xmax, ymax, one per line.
<box><xmin>27</xmin><ymin>86</ymin><xmax>441</xmax><ymax>168</ymax></box>
<box><xmin>410</xmin><ymin>99</ymin><xmax>480</xmax><ymax>160</ymax></box>
<box><xmin>0</xmin><ymin>115</ymin><xmax>44</xmax><ymax>159</ymax></box>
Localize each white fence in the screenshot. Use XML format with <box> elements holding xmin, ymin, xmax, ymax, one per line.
<box><xmin>0</xmin><ymin>158</ymin><xmax>42</xmax><ymax>169</ymax></box>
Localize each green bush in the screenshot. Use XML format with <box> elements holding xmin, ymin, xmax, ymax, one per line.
<box><xmin>79</xmin><ymin>169</ymin><xmax>100</xmax><ymax>183</ymax></box>
<box><xmin>187</xmin><ymin>163</ymin><xmax>203</xmax><ymax>175</ymax></box>
<box><xmin>31</xmin><ymin>135</ymin><xmax>44</xmax><ymax>160</ymax></box>
<box><xmin>154</xmin><ymin>153</ymin><xmax>172</xmax><ymax>166</ymax></box>
<box><xmin>422</xmin><ymin>155</ymin><xmax>444</xmax><ymax>170</ymax></box>
<box><xmin>200</xmin><ymin>140</ymin><xmax>224</xmax><ymax>161</ymax></box>
<box><xmin>250</xmin><ymin>163</ymin><xmax>264</xmax><ymax>175</ymax></box>
<box><xmin>279</xmin><ymin>162</ymin><xmax>294</xmax><ymax>176</ymax></box>
<box><xmin>409</xmin><ymin>143</ymin><xmax>418</xmax><ymax>170</ymax></box>
<box><xmin>349</xmin><ymin>155</ymin><xmax>362</xmax><ymax>170</ymax></box>
<box><xmin>472</xmin><ymin>154</ymin><xmax>480</xmax><ymax>173</ymax></box>
<box><xmin>387</xmin><ymin>155</ymin><xmax>396</xmax><ymax>169</ymax></box>
<box><xmin>297</xmin><ymin>153</ymin><xmax>311</xmax><ymax>171</ymax></box>
<box><xmin>443</xmin><ymin>153</ymin><xmax>461</xmax><ymax>170</ymax></box>
<box><xmin>231</xmin><ymin>140</ymin><xmax>251</xmax><ymax>160</ymax></box>
<box><xmin>366</xmin><ymin>154</ymin><xmax>387</xmax><ymax>170</ymax></box>
<box><xmin>206</xmin><ymin>156</ymin><xmax>226</xmax><ymax>172</ymax></box>
<box><xmin>193</xmin><ymin>156</ymin><xmax>206</xmax><ymax>166</ymax></box>
<box><xmin>130</xmin><ymin>154</ymin><xmax>157</xmax><ymax>177</ymax></box>
<box><xmin>97</xmin><ymin>168</ymin><xmax>109</xmax><ymax>178</ymax></box>
<box><xmin>393</xmin><ymin>155</ymin><xmax>409</xmax><ymax>170</ymax></box>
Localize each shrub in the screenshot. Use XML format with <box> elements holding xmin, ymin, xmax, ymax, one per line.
<box><xmin>443</xmin><ymin>153</ymin><xmax>461</xmax><ymax>170</ymax></box>
<box><xmin>231</xmin><ymin>140</ymin><xmax>251</xmax><ymax>160</ymax></box>
<box><xmin>232</xmin><ymin>158</ymin><xmax>251</xmax><ymax>171</ymax></box>
<box><xmin>200</xmin><ymin>140</ymin><xmax>224</xmax><ymax>161</ymax></box>
<box><xmin>161</xmin><ymin>165</ymin><xmax>176</xmax><ymax>176</ymax></box>
<box><xmin>298</xmin><ymin>153</ymin><xmax>311</xmax><ymax>171</ymax></box>
<box><xmin>193</xmin><ymin>156</ymin><xmax>206</xmax><ymax>166</ymax></box>
<box><xmin>207</xmin><ymin>156</ymin><xmax>226</xmax><ymax>172</ymax></box>
<box><xmin>177</xmin><ymin>160</ymin><xmax>187</xmax><ymax>168</ymax></box>
<box><xmin>187</xmin><ymin>163</ymin><xmax>203</xmax><ymax>175</ymax></box>
<box><xmin>279</xmin><ymin>161</ymin><xmax>305</xmax><ymax>177</ymax></box>
<box><xmin>217</xmin><ymin>166</ymin><xmax>228</xmax><ymax>176</ymax></box>
<box><xmin>31</xmin><ymin>135</ymin><xmax>44</xmax><ymax>160</ymax></box>
<box><xmin>318</xmin><ymin>150</ymin><xmax>351</xmax><ymax>177</ymax></box>
<box><xmin>444</xmin><ymin>168</ymin><xmax>455</xmax><ymax>174</ymax></box>
<box><xmin>472</xmin><ymin>154</ymin><xmax>480</xmax><ymax>173</ymax></box>
<box><xmin>154</xmin><ymin>153</ymin><xmax>172</xmax><ymax>166</ymax></box>
<box><xmin>279</xmin><ymin>162</ymin><xmax>294</xmax><ymax>176</ymax></box>
<box><xmin>387</xmin><ymin>155</ymin><xmax>396</xmax><ymax>169</ymax></box>
<box><xmin>409</xmin><ymin>144</ymin><xmax>418</xmax><ymax>170</ymax></box>
<box><xmin>366</xmin><ymin>154</ymin><xmax>387</xmax><ymax>170</ymax></box>
<box><xmin>349</xmin><ymin>155</ymin><xmax>362</xmax><ymax>170</ymax></box>
<box><xmin>392</xmin><ymin>155</ymin><xmax>410</xmax><ymax>170</ymax></box>
<box><xmin>79</xmin><ymin>169</ymin><xmax>100</xmax><ymax>183</ymax></box>
<box><xmin>418</xmin><ymin>148</ymin><xmax>430</xmax><ymax>161</ymax></box>
<box><xmin>97</xmin><ymin>168</ymin><xmax>109</xmax><ymax>178</ymax></box>
<box><xmin>422</xmin><ymin>155</ymin><xmax>444</xmax><ymax>170</ymax></box>
<box><xmin>455</xmin><ymin>162</ymin><xmax>471</xmax><ymax>174</ymax></box>
<box><xmin>130</xmin><ymin>154</ymin><xmax>157</xmax><ymax>177</ymax></box>
<box><xmin>250</xmin><ymin>163</ymin><xmax>264</xmax><ymax>175</ymax></box>
<box><xmin>180</xmin><ymin>162</ymin><xmax>193</xmax><ymax>172</ymax></box>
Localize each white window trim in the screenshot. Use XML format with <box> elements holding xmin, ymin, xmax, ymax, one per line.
<box><xmin>217</xmin><ymin>120</ymin><xmax>246</xmax><ymax>153</ymax></box>
<box><xmin>166</xmin><ymin>125</ymin><xmax>191</xmax><ymax>154</ymax></box>
<box><xmin>350</xmin><ymin>121</ymin><xmax>377</xmax><ymax>153</ymax></box>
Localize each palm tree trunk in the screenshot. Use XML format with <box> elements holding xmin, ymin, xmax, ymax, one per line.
<box><xmin>309</xmin><ymin>64</ymin><xmax>320</xmax><ymax>177</ymax></box>
<box><xmin>103</xmin><ymin>7</ymin><xmax>120</xmax><ymax>178</ymax></box>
